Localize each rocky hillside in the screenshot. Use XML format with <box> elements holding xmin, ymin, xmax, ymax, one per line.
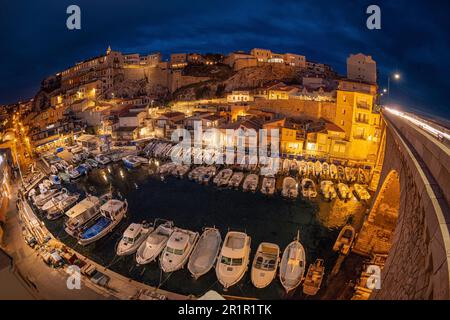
<box><xmin>172</xmin><ymin>64</ymin><xmax>305</xmax><ymax>100</ymax></box>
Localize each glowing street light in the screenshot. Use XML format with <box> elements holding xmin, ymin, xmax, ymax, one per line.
<box><xmin>386</xmin><ymin>72</ymin><xmax>401</xmax><ymax>104</ymax></box>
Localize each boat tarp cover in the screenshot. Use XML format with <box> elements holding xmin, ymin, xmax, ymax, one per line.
<box><xmin>81</xmin><ymin>217</ymin><xmax>111</xmax><ymax>239</ymax></box>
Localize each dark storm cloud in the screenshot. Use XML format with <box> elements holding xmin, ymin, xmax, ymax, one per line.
<box><xmin>0</xmin><ymin>0</ymin><xmax>449</xmax><ymax>118</ymax></box>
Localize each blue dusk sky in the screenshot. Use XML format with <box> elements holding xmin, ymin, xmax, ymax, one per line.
<box><xmin>1</xmin><ymin>0</ymin><xmax>449</xmax><ymax>119</ymax></box>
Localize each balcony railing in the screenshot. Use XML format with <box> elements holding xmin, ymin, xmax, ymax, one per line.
<box><xmin>356</xmin><ymin>103</ymin><xmax>370</xmax><ymax>110</ymax></box>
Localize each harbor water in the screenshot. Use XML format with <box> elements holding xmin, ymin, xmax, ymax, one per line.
<box><xmin>42</xmin><ymin>162</ymin><xmax>367</xmax><ymax>299</ymax></box>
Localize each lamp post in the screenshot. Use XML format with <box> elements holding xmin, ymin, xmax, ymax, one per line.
<box><xmin>386</xmin><ymin>72</ymin><xmax>401</xmax><ymax>104</ymax></box>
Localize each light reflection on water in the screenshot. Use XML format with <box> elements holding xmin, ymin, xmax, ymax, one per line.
<box><xmin>43</xmin><ymin>162</ymin><xmax>366</xmax><ymax>299</ymax></box>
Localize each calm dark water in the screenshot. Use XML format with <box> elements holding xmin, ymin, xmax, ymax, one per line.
<box><xmin>43</xmin><ymin>162</ymin><xmax>342</xmax><ymax>299</ymax></box>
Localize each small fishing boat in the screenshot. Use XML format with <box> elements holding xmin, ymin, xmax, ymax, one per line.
<box><xmin>282</xmin><ymin>177</ymin><xmax>298</xmax><ymax>199</ymax></box>
<box><xmin>187</xmin><ymin>166</ymin><xmax>202</xmax><ymax>181</ymax></box>
<box><xmin>228</xmin><ymin>172</ymin><xmax>244</xmax><ymax>188</ymax></box>
<box><xmin>333</xmin><ymin>225</ymin><xmax>355</xmax><ymax>255</ymax></box>
<box><xmin>251</xmin><ymin>242</ymin><xmax>280</xmax><ymax>289</ymax></box>
<box><xmin>46</xmin><ymin>193</ymin><xmax>80</xmax><ymax>220</ymax></box>
<box><xmin>136</xmin><ymin>220</ymin><xmax>175</xmax><ymax>265</ymax></box>
<box><xmin>358</xmin><ymin>168</ymin><xmax>368</xmax><ymax>184</ymax></box>
<box><xmin>322</xmin><ymin>162</ymin><xmax>330</xmax><ymax>178</ymax></box>
<box><xmin>159</xmin><ymin>162</ymin><xmax>177</xmax><ymax>175</ymax></box>
<box><xmin>350</xmin><ymin>167</ymin><xmax>358</xmax><ymax>183</ymax></box>
<box><xmin>314</xmin><ymin>161</ymin><xmax>322</xmax><ymax>177</ymax></box>
<box><xmin>188</xmin><ymin>227</ymin><xmax>222</xmax><ymax>279</ymax></box>
<box><xmin>160</xmin><ymin>228</ymin><xmax>199</xmax><ymax>273</ymax></box>
<box><xmin>344</xmin><ymin>167</ymin><xmax>352</xmax><ymax>182</ymax></box>
<box><xmin>279</xmin><ymin>232</ymin><xmax>306</xmax><ymax>293</ymax></box>
<box><xmin>78</xmin><ymin>199</ymin><xmax>128</xmax><ymax>246</ymax></box>
<box><xmin>200</xmin><ymin>166</ymin><xmax>217</xmax><ymax>184</ymax></box>
<box><xmin>307</xmin><ymin>161</ymin><xmax>315</xmax><ymax>176</ymax></box>
<box><xmin>302</xmin><ymin>259</ymin><xmax>325</xmax><ymax>296</ymax></box>
<box><xmin>337</xmin><ymin>183</ymin><xmax>351</xmax><ymax>200</ymax></box>
<box><xmin>85</xmin><ymin>158</ymin><xmax>98</xmax><ymax>168</ymax></box>
<box><xmin>216</xmin><ymin>231</ymin><xmax>251</xmax><ymax>289</ymax></box>
<box><xmin>353</xmin><ymin>184</ymin><xmax>371</xmax><ymax>200</ymax></box>
<box><xmin>64</xmin><ymin>195</ymin><xmax>107</xmax><ymax>237</ymax></box>
<box><xmin>289</xmin><ymin>160</ymin><xmax>298</xmax><ymax>172</ymax></box>
<box><xmin>123</xmin><ymin>155</ymin><xmax>141</xmax><ymax>168</ymax></box>
<box><xmin>41</xmin><ymin>189</ymin><xmax>70</xmax><ymax>212</ymax></box>
<box><xmin>337</xmin><ymin>165</ymin><xmax>346</xmax><ymax>181</ymax></box>
<box><xmin>320</xmin><ymin>180</ymin><xmax>337</xmax><ymax>200</ymax></box>
<box><xmin>33</xmin><ymin>188</ymin><xmax>59</xmax><ymax>207</ymax></box>
<box><xmin>67</xmin><ymin>166</ymin><xmax>81</xmax><ymax>179</ymax></box>
<box><xmin>172</xmin><ymin>164</ymin><xmax>191</xmax><ymax>178</ymax></box>
<box><xmin>42</xmin><ymin>179</ymin><xmax>53</xmax><ymax>189</ymax></box>
<box><xmin>214</xmin><ymin>168</ymin><xmax>233</xmax><ymax>187</ymax></box>
<box><xmin>50</xmin><ymin>165</ymin><xmax>59</xmax><ymax>175</ymax></box>
<box><xmin>301</xmin><ymin>178</ymin><xmax>317</xmax><ymax>198</ymax></box>
<box><xmin>298</xmin><ymin>161</ymin><xmax>308</xmax><ymax>177</ymax></box>
<box><xmin>260</xmin><ymin>175</ymin><xmax>276</xmax><ymax>196</ymax></box>
<box><xmin>95</xmin><ymin>154</ymin><xmax>111</xmax><ymax>165</ymax></box>
<box><xmin>242</xmin><ymin>174</ymin><xmax>259</xmax><ymax>192</ymax></box>
<box><xmin>282</xmin><ymin>159</ymin><xmax>290</xmax><ymax>173</ymax></box>
<box><xmin>330</xmin><ymin>164</ymin><xmax>338</xmax><ymax>180</ymax></box>
<box><xmin>116</xmin><ymin>221</ymin><xmax>153</xmax><ymax>256</ymax></box>
<box><xmin>49</xmin><ymin>174</ymin><xmax>61</xmax><ymax>185</ymax></box>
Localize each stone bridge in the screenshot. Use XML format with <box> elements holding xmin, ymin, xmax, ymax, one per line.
<box><xmin>354</xmin><ymin>110</ymin><xmax>450</xmax><ymax>299</ymax></box>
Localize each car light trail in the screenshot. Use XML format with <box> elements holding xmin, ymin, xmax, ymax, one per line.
<box><xmin>384</xmin><ymin>107</ymin><xmax>450</xmax><ymax>142</ymax></box>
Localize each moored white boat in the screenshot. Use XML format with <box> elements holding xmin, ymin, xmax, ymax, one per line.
<box><xmin>301</xmin><ymin>178</ymin><xmax>317</xmax><ymax>198</ymax></box>
<box><xmin>160</xmin><ymin>228</ymin><xmax>199</xmax><ymax>273</ymax></box>
<box><xmin>298</xmin><ymin>161</ymin><xmax>308</xmax><ymax>177</ymax></box>
<box><xmin>251</xmin><ymin>242</ymin><xmax>280</xmax><ymax>289</ymax></box>
<box><xmin>279</xmin><ymin>232</ymin><xmax>306</xmax><ymax>293</ymax></box>
<box><xmin>46</xmin><ymin>193</ymin><xmax>80</xmax><ymax>220</ymax></box>
<box><xmin>78</xmin><ymin>199</ymin><xmax>128</xmax><ymax>246</ymax></box>
<box><xmin>333</xmin><ymin>225</ymin><xmax>355</xmax><ymax>255</ymax></box>
<box><xmin>41</xmin><ymin>189</ymin><xmax>70</xmax><ymax>212</ymax></box>
<box><xmin>282</xmin><ymin>177</ymin><xmax>298</xmax><ymax>199</ymax></box>
<box><xmin>322</xmin><ymin>162</ymin><xmax>330</xmax><ymax>178</ymax></box>
<box><xmin>337</xmin><ymin>183</ymin><xmax>351</xmax><ymax>200</ymax></box>
<box><xmin>353</xmin><ymin>184</ymin><xmax>371</xmax><ymax>200</ymax></box>
<box><xmin>307</xmin><ymin>161</ymin><xmax>315</xmax><ymax>176</ymax></box>
<box><xmin>282</xmin><ymin>159</ymin><xmax>290</xmax><ymax>173</ymax></box>
<box><xmin>200</xmin><ymin>166</ymin><xmax>216</xmax><ymax>184</ymax></box>
<box><xmin>344</xmin><ymin>166</ymin><xmax>352</xmax><ymax>182</ymax></box>
<box><xmin>95</xmin><ymin>154</ymin><xmax>111</xmax><ymax>165</ymax></box>
<box><xmin>33</xmin><ymin>188</ymin><xmax>59</xmax><ymax>207</ymax></box>
<box><xmin>64</xmin><ymin>195</ymin><xmax>107</xmax><ymax>237</ymax></box>
<box><xmin>216</xmin><ymin>231</ymin><xmax>251</xmax><ymax>289</ymax></box>
<box><xmin>330</xmin><ymin>164</ymin><xmax>338</xmax><ymax>180</ymax></box>
<box><xmin>228</xmin><ymin>172</ymin><xmax>244</xmax><ymax>188</ymax></box>
<box><xmin>136</xmin><ymin>220</ymin><xmax>175</xmax><ymax>265</ymax></box>
<box><xmin>116</xmin><ymin>221</ymin><xmax>153</xmax><ymax>256</ymax></box>
<box><xmin>358</xmin><ymin>168</ymin><xmax>368</xmax><ymax>184</ymax></box>
<box><xmin>320</xmin><ymin>180</ymin><xmax>337</xmax><ymax>200</ymax></box>
<box><xmin>338</xmin><ymin>165</ymin><xmax>346</xmax><ymax>181</ymax></box>
<box><xmin>242</xmin><ymin>174</ymin><xmax>259</xmax><ymax>192</ymax></box>
<box><xmin>302</xmin><ymin>259</ymin><xmax>325</xmax><ymax>296</ymax></box>
<box><xmin>188</xmin><ymin>227</ymin><xmax>222</xmax><ymax>280</ymax></box>
<box><xmin>123</xmin><ymin>155</ymin><xmax>141</xmax><ymax>168</ymax></box>
<box><xmin>314</xmin><ymin>161</ymin><xmax>322</xmax><ymax>177</ymax></box>
<box><xmin>214</xmin><ymin>168</ymin><xmax>233</xmax><ymax>187</ymax></box>
<box><xmin>260</xmin><ymin>175</ymin><xmax>276</xmax><ymax>196</ymax></box>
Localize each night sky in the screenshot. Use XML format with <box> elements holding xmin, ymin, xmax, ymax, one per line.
<box><xmin>1</xmin><ymin>0</ymin><xmax>449</xmax><ymax>118</ymax></box>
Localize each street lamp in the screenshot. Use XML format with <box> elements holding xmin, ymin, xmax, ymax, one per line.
<box><xmin>387</xmin><ymin>72</ymin><xmax>401</xmax><ymax>104</ymax></box>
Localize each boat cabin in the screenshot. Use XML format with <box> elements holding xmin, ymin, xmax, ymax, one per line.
<box><xmin>166</xmin><ymin>231</ymin><xmax>189</xmax><ymax>255</ymax></box>
<box><xmin>122</xmin><ymin>223</ymin><xmax>143</xmax><ymax>244</ymax></box>
<box><xmin>65</xmin><ymin>196</ymin><xmax>100</xmax><ymax>227</ymax></box>
<box><xmin>100</xmin><ymin>199</ymin><xmax>126</xmax><ymax>220</ymax></box>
